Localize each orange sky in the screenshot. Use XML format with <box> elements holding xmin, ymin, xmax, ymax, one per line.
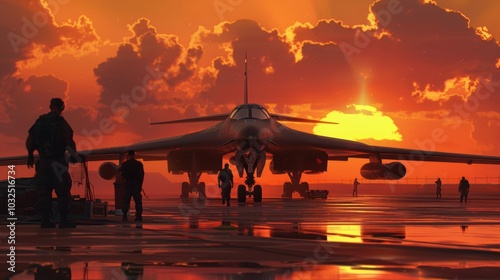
<box><xmin>1</xmin><ymin>0</ymin><xmax>499</xmax><ymax>185</ymax></box>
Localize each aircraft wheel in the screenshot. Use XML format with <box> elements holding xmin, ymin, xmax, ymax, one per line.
<box><xmin>197</xmin><ymin>182</ymin><xmax>206</xmax><ymax>199</ymax></box>
<box><xmin>282</xmin><ymin>182</ymin><xmax>292</xmax><ymax>198</ymax></box>
<box><xmin>181</xmin><ymin>182</ymin><xmax>190</xmax><ymax>198</ymax></box>
<box><xmin>237</xmin><ymin>185</ymin><xmax>247</xmax><ymax>202</ymax></box>
<box><xmin>300</xmin><ymin>182</ymin><xmax>309</xmax><ymax>197</ymax></box>
<box><xmin>253</xmin><ymin>185</ymin><xmax>262</xmax><ymax>202</ymax></box>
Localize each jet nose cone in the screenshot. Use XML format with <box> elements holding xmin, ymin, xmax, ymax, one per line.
<box><xmin>239</xmin><ymin>125</ymin><xmax>259</xmax><ymax>139</ymax></box>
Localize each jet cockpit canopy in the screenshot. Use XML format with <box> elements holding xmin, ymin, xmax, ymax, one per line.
<box><xmin>230</xmin><ymin>104</ymin><xmax>270</xmax><ymax>120</ymax></box>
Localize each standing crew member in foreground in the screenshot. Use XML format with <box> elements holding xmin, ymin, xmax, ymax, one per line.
<box><xmin>218</xmin><ymin>163</ymin><xmax>234</xmax><ymax>206</ymax></box>
<box><xmin>120</xmin><ymin>150</ymin><xmax>145</xmax><ymax>221</ymax></box>
<box><xmin>26</xmin><ymin>98</ymin><xmax>78</xmax><ymax>228</ymax></box>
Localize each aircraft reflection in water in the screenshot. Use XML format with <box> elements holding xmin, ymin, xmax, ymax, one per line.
<box><xmin>269</xmin><ymin>222</ymin><xmax>406</xmax><ymax>244</ymax></box>
<box><xmin>2</xmin><ymin>57</ymin><xmax>500</xmax><ymax>203</ymax></box>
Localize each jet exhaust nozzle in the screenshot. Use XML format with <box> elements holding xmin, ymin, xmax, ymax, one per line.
<box><xmin>98</xmin><ymin>162</ymin><xmax>119</xmax><ymax>180</ymax></box>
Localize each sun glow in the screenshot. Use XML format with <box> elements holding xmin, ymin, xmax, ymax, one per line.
<box><xmin>313</xmin><ymin>104</ymin><xmax>402</xmax><ymax>141</ymax></box>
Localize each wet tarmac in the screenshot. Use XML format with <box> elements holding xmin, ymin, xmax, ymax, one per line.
<box><xmin>3</xmin><ymin>193</ymin><xmax>500</xmax><ymax>279</ymax></box>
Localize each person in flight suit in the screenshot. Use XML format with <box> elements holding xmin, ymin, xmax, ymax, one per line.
<box><xmin>458</xmin><ymin>176</ymin><xmax>470</xmax><ymax>203</ymax></box>
<box><xmin>218</xmin><ymin>163</ymin><xmax>234</xmax><ymax>206</ymax></box>
<box><xmin>26</xmin><ymin>98</ymin><xmax>78</xmax><ymax>228</ymax></box>
<box><xmin>120</xmin><ymin>150</ymin><xmax>145</xmax><ymax>221</ymax></box>
<box><xmin>353</xmin><ymin>178</ymin><xmax>360</xmax><ymax>197</ymax></box>
<box><xmin>435</xmin><ymin>178</ymin><xmax>442</xmax><ymax>198</ymax></box>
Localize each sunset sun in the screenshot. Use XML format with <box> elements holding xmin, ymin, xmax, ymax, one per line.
<box><xmin>313</xmin><ymin>104</ymin><xmax>402</xmax><ymax>141</ymax></box>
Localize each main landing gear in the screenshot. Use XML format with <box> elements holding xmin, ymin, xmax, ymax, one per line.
<box><xmin>281</xmin><ymin>171</ymin><xmax>309</xmax><ymax>198</ymax></box>
<box><xmin>180</xmin><ymin>171</ymin><xmax>206</xmax><ymax>199</ymax></box>
<box><xmin>236</xmin><ymin>172</ymin><xmax>263</xmax><ymax>203</ymax></box>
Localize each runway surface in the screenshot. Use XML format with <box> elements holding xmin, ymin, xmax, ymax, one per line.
<box><xmin>3</xmin><ymin>193</ymin><xmax>500</xmax><ymax>279</ymax></box>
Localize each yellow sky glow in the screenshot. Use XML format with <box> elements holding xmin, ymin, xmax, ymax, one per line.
<box><xmin>314</xmin><ymin>104</ymin><xmax>402</xmax><ymax>141</ymax></box>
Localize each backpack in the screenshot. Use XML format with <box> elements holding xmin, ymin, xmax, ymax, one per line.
<box><xmin>34</xmin><ymin>114</ymin><xmax>65</xmax><ymax>158</ymax></box>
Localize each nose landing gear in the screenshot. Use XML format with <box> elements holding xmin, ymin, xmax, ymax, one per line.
<box><xmin>236</xmin><ymin>173</ymin><xmax>263</xmax><ymax>203</ymax></box>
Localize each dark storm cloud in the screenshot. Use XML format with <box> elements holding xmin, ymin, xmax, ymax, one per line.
<box><xmin>93</xmin><ymin>18</ymin><xmax>206</xmax><ymax>107</ymax></box>
<box><xmin>2</xmin><ymin>0</ymin><xmax>499</xmax><ymax>154</ymax></box>
<box><xmin>197</xmin><ymin>19</ymin><xmax>357</xmax><ymax>110</ymax></box>
<box><xmin>370</xmin><ymin>0</ymin><xmax>499</xmax><ymax>90</ymax></box>
<box><xmin>193</xmin><ymin>0</ymin><xmax>500</xmax><ymax>152</ymax></box>
<box><xmin>0</xmin><ymin>0</ymin><xmax>100</xmax><ymax>80</ymax></box>
<box><xmin>285</xmin><ymin>0</ymin><xmax>500</xmax><ymax>110</ymax></box>
<box><xmin>91</xmin><ymin>18</ymin><xmax>206</xmax><ymax>139</ymax></box>
<box><xmin>0</xmin><ymin>0</ymin><xmax>100</xmax><ymax>147</ymax></box>
<box><xmin>0</xmin><ymin>0</ymin><xmax>59</xmax><ymax>79</ymax></box>
<box><xmin>0</xmin><ymin>75</ymin><xmax>68</xmax><ymax>139</ymax></box>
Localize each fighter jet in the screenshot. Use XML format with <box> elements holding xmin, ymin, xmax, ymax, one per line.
<box><xmin>2</xmin><ymin>60</ymin><xmax>500</xmax><ymax>202</ymax></box>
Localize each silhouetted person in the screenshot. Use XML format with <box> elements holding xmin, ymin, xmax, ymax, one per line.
<box><xmin>26</xmin><ymin>98</ymin><xmax>78</xmax><ymax>228</ymax></box>
<box><xmin>458</xmin><ymin>176</ymin><xmax>470</xmax><ymax>203</ymax></box>
<box><xmin>461</xmin><ymin>225</ymin><xmax>469</xmax><ymax>233</ymax></box>
<box><xmin>353</xmin><ymin>178</ymin><xmax>360</xmax><ymax>197</ymax></box>
<box><xmin>435</xmin><ymin>178</ymin><xmax>442</xmax><ymax>198</ymax></box>
<box><xmin>218</xmin><ymin>163</ymin><xmax>233</xmax><ymax>206</ymax></box>
<box><xmin>120</xmin><ymin>150</ymin><xmax>144</xmax><ymax>221</ymax></box>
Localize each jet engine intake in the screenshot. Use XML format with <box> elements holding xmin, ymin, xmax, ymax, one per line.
<box><xmin>272</xmin><ymin>150</ymin><xmax>327</xmax><ymax>173</ymax></box>
<box><xmin>234</xmin><ymin>147</ymin><xmax>266</xmax><ymax>177</ymax></box>
<box><xmin>99</xmin><ymin>162</ymin><xmax>119</xmax><ymax>180</ymax></box>
<box><xmin>360</xmin><ymin>162</ymin><xmax>406</xmax><ymax>180</ymax></box>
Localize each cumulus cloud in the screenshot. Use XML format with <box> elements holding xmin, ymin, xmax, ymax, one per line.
<box><xmin>284</xmin><ymin>0</ymin><xmax>499</xmax><ymax>150</ymax></box>
<box><xmin>196</xmin><ymin>19</ymin><xmax>357</xmax><ymax>109</ymax></box>
<box><xmin>0</xmin><ymin>0</ymin><xmax>101</xmax><ymax>149</ymax></box>
<box><xmin>1</xmin><ymin>0</ymin><xmax>499</xmax><ymax>156</ymax></box>
<box><xmin>0</xmin><ymin>75</ymin><xmax>68</xmax><ymax>139</ymax></box>
<box><xmin>89</xmin><ymin>18</ymin><xmax>211</xmax><ymax>141</ymax></box>
<box><xmin>0</xmin><ymin>0</ymin><xmax>100</xmax><ymax>79</ymax></box>
<box><xmin>372</xmin><ymin>0</ymin><xmax>499</xmax><ymax>90</ymax></box>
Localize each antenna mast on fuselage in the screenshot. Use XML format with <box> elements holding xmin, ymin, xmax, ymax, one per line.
<box><xmin>244</xmin><ymin>52</ymin><xmax>248</xmax><ymax>104</ymax></box>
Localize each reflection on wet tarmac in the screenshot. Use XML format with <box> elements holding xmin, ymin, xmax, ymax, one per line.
<box><xmin>5</xmin><ymin>194</ymin><xmax>500</xmax><ymax>279</ymax></box>
<box><xmin>361</xmin><ymin>224</ymin><xmax>406</xmax><ymax>243</ymax></box>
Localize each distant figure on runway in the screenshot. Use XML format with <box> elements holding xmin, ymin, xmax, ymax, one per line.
<box><xmin>435</xmin><ymin>178</ymin><xmax>442</xmax><ymax>198</ymax></box>
<box><xmin>458</xmin><ymin>176</ymin><xmax>470</xmax><ymax>203</ymax></box>
<box><xmin>353</xmin><ymin>178</ymin><xmax>360</xmax><ymax>197</ymax></box>
<box><xmin>461</xmin><ymin>225</ymin><xmax>468</xmax><ymax>233</ymax></box>
<box><xmin>218</xmin><ymin>163</ymin><xmax>234</xmax><ymax>206</ymax></box>
<box><xmin>120</xmin><ymin>150</ymin><xmax>144</xmax><ymax>221</ymax></box>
